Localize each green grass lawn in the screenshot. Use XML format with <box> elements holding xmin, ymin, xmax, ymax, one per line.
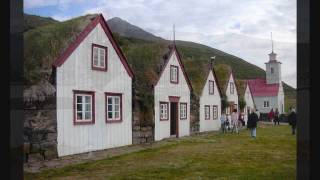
<box><xmin>24</xmin><ymin>124</ymin><xmax>296</xmax><ymax>179</ymax></box>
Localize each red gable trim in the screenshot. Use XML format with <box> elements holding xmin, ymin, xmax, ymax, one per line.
<box><xmin>154</xmin><ymin>45</ymin><xmax>193</xmax><ymax>91</ymax></box>
<box><xmin>52</xmin><ymin>14</ymin><xmax>134</xmax><ymax>78</ymax></box>
<box><xmin>169</xmin><ymin>96</ymin><xmax>180</xmax><ymax>102</ymax></box>
<box><xmin>211</xmin><ymin>68</ymin><xmax>223</xmax><ymax>97</ymax></box>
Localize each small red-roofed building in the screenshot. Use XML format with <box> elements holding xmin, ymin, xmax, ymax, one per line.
<box><xmin>247</xmin><ymin>50</ymin><xmax>285</xmax><ymax>114</ymax></box>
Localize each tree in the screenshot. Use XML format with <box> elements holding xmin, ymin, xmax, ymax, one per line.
<box><xmin>239</xmin><ymin>96</ymin><xmax>246</xmax><ymax>112</ymax></box>
<box><xmin>221</xmin><ymin>95</ymin><xmax>228</xmax><ymax>113</ymax></box>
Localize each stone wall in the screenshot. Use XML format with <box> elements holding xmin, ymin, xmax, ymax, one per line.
<box><xmin>132</xmin><ymin>99</ymin><xmax>154</xmax><ymax>144</ymax></box>
<box><xmin>132</xmin><ymin>126</ymin><xmax>154</xmax><ymax>144</ymax></box>
<box><xmin>24</xmin><ymin>97</ymin><xmax>58</xmax><ymax>161</ymax></box>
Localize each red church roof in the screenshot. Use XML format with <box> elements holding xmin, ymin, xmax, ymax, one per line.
<box><xmin>247</xmin><ymin>78</ymin><xmax>279</xmax><ymax>96</ymax></box>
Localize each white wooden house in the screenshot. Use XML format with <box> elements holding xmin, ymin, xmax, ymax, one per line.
<box><xmin>52</xmin><ymin>14</ymin><xmax>134</xmax><ymax>157</ymax></box>
<box><xmin>199</xmin><ymin>63</ymin><xmax>222</xmax><ymax>132</ymax></box>
<box><xmin>242</xmin><ymin>81</ymin><xmax>255</xmax><ymax>123</ymax></box>
<box><xmin>154</xmin><ymin>44</ymin><xmax>193</xmax><ymax>141</ymax></box>
<box><xmin>224</xmin><ymin>71</ymin><xmax>239</xmax><ymax>120</ymax></box>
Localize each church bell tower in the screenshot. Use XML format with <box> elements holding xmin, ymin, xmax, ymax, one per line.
<box><xmin>265</xmin><ymin>32</ymin><xmax>282</xmax><ymax>84</ymax></box>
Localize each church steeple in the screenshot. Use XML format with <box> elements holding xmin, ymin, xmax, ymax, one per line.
<box><xmin>268</xmin><ymin>32</ymin><xmax>277</xmax><ymax>62</ymax></box>
<box><xmin>265</xmin><ymin>32</ymin><xmax>282</xmax><ymax>84</ymax></box>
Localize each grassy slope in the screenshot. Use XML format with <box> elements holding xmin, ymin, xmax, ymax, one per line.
<box><xmin>24</xmin><ymin>14</ymin><xmax>59</xmax><ymax>31</ymax></box>
<box><xmin>25</xmin><ymin>124</ymin><xmax>296</xmax><ymax>179</ymax></box>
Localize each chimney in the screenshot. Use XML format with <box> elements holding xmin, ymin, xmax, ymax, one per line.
<box><xmin>210</xmin><ymin>56</ymin><xmax>215</xmax><ymax>69</ymax></box>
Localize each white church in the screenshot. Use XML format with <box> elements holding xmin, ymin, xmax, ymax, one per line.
<box><xmin>247</xmin><ymin>45</ymin><xmax>285</xmax><ymax>114</ymax></box>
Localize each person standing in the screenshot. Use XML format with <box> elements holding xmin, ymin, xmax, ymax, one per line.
<box><xmin>220</xmin><ymin>113</ymin><xmax>227</xmax><ymax>133</ymax></box>
<box><xmin>247</xmin><ymin>108</ymin><xmax>259</xmax><ymax>138</ymax></box>
<box><xmin>255</xmin><ymin>108</ymin><xmax>260</xmax><ymax>121</ymax></box>
<box><xmin>274</xmin><ymin>108</ymin><xmax>280</xmax><ymax>125</ymax></box>
<box><xmin>288</xmin><ymin>108</ymin><xmax>297</xmax><ymax>135</ymax></box>
<box><xmin>268</xmin><ymin>108</ymin><xmax>275</xmax><ymax>123</ymax></box>
<box><xmin>231</xmin><ymin>109</ymin><xmax>239</xmax><ymax>134</ymax></box>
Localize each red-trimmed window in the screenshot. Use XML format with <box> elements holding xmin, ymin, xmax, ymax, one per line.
<box><xmin>180</xmin><ymin>103</ymin><xmax>187</xmax><ymax>120</ymax></box>
<box><xmin>213</xmin><ymin>105</ymin><xmax>218</xmax><ymax>120</ymax></box>
<box><xmin>170</xmin><ymin>65</ymin><xmax>179</xmax><ymax>83</ymax></box>
<box><xmin>105</xmin><ymin>93</ymin><xmax>122</xmax><ymax>123</ymax></box>
<box><xmin>209</xmin><ymin>80</ymin><xmax>214</xmax><ymax>95</ymax></box>
<box><xmin>230</xmin><ymin>82</ymin><xmax>234</xmax><ymax>94</ymax></box>
<box><xmin>160</xmin><ymin>102</ymin><xmax>169</xmax><ymax>120</ymax></box>
<box><xmin>73</xmin><ymin>90</ymin><xmax>95</xmax><ymax>125</ymax></box>
<box><xmin>92</xmin><ymin>44</ymin><xmax>107</xmax><ymax>71</ymax></box>
<box><xmin>205</xmin><ymin>105</ymin><xmax>210</xmax><ymax>120</ymax></box>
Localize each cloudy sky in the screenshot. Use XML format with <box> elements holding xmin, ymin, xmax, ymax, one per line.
<box><xmin>24</xmin><ymin>0</ymin><xmax>297</xmax><ymax>88</ymax></box>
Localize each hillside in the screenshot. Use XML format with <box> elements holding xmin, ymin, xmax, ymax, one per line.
<box><xmin>24</xmin><ymin>14</ymin><xmax>58</xmax><ymax>31</ymax></box>
<box><xmin>23</xmin><ymin>14</ymin><xmax>296</xmax><ymax>113</ymax></box>
<box><xmin>107</xmin><ymin>17</ymin><xmax>164</xmax><ymax>42</ymax></box>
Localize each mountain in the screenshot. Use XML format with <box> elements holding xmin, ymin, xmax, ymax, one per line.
<box><xmin>107</xmin><ymin>17</ymin><xmax>164</xmax><ymax>42</ymax></box>
<box><xmin>23</xmin><ymin>14</ymin><xmax>296</xmax><ymax>113</ymax></box>
<box><xmin>24</xmin><ymin>13</ymin><xmax>58</xmax><ymax>31</ymax></box>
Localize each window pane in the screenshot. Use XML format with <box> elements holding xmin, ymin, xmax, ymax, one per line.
<box><xmin>108</xmin><ymin>105</ymin><xmax>113</xmax><ymax>111</ymax></box>
<box><xmin>93</xmin><ymin>47</ymin><xmax>99</xmax><ymax>66</ymax></box>
<box><xmin>77</xmin><ymin>112</ymin><xmax>83</xmax><ymax>120</ymax></box>
<box><xmin>77</xmin><ymin>104</ymin><xmax>82</xmax><ymax>111</ymax></box>
<box><xmin>115</xmin><ymin>104</ymin><xmax>119</xmax><ymax>111</ymax></box>
<box><xmin>115</xmin><ymin>112</ymin><xmax>120</xmax><ymax>118</ymax></box>
<box><xmin>108</xmin><ymin>112</ymin><xmax>113</xmax><ymax>118</ymax></box>
<box><xmin>99</xmin><ymin>49</ymin><xmax>105</xmax><ymax>67</ymax></box>
<box><xmin>85</xmin><ymin>104</ymin><xmax>91</xmax><ymax>111</ymax></box>
<box><xmin>77</xmin><ymin>96</ymin><xmax>82</xmax><ymax>103</ymax></box>
<box><xmin>85</xmin><ymin>112</ymin><xmax>91</xmax><ymax>119</ymax></box>
<box><xmin>85</xmin><ymin>96</ymin><xmax>91</xmax><ymax>103</ymax></box>
<box><xmin>108</xmin><ymin>97</ymin><xmax>112</xmax><ymax>104</ymax></box>
<box><xmin>115</xmin><ymin>97</ymin><xmax>119</xmax><ymax>104</ymax></box>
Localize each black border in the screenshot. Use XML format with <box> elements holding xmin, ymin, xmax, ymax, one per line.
<box><xmin>10</xmin><ymin>0</ymin><xmax>23</xmax><ymax>179</ymax></box>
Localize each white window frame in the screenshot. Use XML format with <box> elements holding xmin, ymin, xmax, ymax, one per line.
<box><xmin>213</xmin><ymin>105</ymin><xmax>218</xmax><ymax>119</ymax></box>
<box><xmin>205</xmin><ymin>105</ymin><xmax>210</xmax><ymax>120</ymax></box>
<box><xmin>170</xmin><ymin>65</ymin><xmax>178</xmax><ymax>83</ymax></box>
<box><xmin>230</xmin><ymin>82</ymin><xmax>234</xmax><ymax>94</ymax></box>
<box><xmin>106</xmin><ymin>93</ymin><xmax>122</xmax><ymax>122</ymax></box>
<box><xmin>209</xmin><ymin>80</ymin><xmax>214</xmax><ymax>95</ymax></box>
<box><xmin>160</xmin><ymin>102</ymin><xmax>169</xmax><ymax>120</ymax></box>
<box><xmin>75</xmin><ymin>93</ymin><xmax>94</xmax><ymax>123</ymax></box>
<box><xmin>180</xmin><ymin>103</ymin><xmax>187</xmax><ymax>119</ymax></box>
<box><xmin>92</xmin><ymin>44</ymin><xmax>107</xmax><ymax>70</ymax></box>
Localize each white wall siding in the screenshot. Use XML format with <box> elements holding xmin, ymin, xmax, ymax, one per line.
<box><xmin>199</xmin><ymin>71</ymin><xmax>221</xmax><ymax>132</ymax></box>
<box><xmin>252</xmin><ymin>96</ymin><xmax>278</xmax><ymax>114</ymax></box>
<box><xmin>278</xmin><ymin>83</ymin><xmax>285</xmax><ymax>114</ymax></box>
<box><xmin>225</xmin><ymin>73</ymin><xmax>239</xmax><ymax>120</ymax></box>
<box><xmin>154</xmin><ymin>51</ymin><xmax>190</xmax><ymax>141</ymax></box>
<box><xmin>243</xmin><ymin>85</ymin><xmax>255</xmax><ymax>123</ymax></box>
<box><xmin>56</xmin><ymin>23</ymin><xmax>132</xmax><ymax>157</ymax></box>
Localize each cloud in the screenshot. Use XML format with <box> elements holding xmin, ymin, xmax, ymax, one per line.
<box><xmin>26</xmin><ymin>0</ymin><xmax>296</xmax><ymax>87</ymax></box>
<box><xmin>24</xmin><ymin>0</ymin><xmax>86</xmax><ymax>9</ymax></box>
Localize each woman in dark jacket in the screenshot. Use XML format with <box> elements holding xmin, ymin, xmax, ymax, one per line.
<box><xmin>288</xmin><ymin>108</ymin><xmax>297</xmax><ymax>135</ymax></box>
<box><xmin>247</xmin><ymin>108</ymin><xmax>259</xmax><ymax>138</ymax></box>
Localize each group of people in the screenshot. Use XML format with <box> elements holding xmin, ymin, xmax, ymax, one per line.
<box><xmin>219</xmin><ymin>106</ymin><xmax>297</xmax><ymax>138</ymax></box>
<box><xmin>220</xmin><ymin>109</ymin><xmax>248</xmax><ymax>134</ymax></box>
<box><xmin>267</xmin><ymin>108</ymin><xmax>280</xmax><ymax>125</ymax></box>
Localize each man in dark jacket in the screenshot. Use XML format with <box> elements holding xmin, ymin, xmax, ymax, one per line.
<box><xmin>288</xmin><ymin>108</ymin><xmax>297</xmax><ymax>135</ymax></box>
<box><xmin>247</xmin><ymin>108</ymin><xmax>259</xmax><ymax>138</ymax></box>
